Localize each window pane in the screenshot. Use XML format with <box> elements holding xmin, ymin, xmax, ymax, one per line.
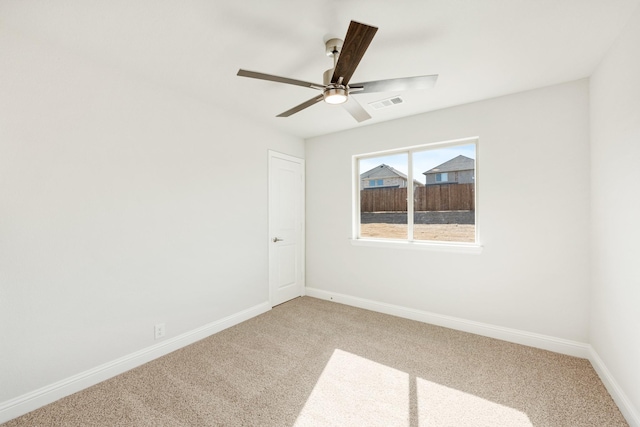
<box><xmin>412</xmin><ymin>144</ymin><xmax>476</xmax><ymax>243</ymax></box>
<box><xmin>359</xmin><ymin>153</ymin><xmax>408</xmax><ymax>239</ymax></box>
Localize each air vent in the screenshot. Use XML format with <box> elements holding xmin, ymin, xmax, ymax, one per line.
<box><xmin>369</xmin><ymin>96</ymin><xmax>404</xmax><ymax>110</ymax></box>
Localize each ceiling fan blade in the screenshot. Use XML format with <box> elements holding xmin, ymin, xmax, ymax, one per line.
<box><xmin>342</xmin><ymin>97</ymin><xmax>371</xmax><ymax>123</ymax></box>
<box><xmin>350</xmin><ymin>75</ymin><xmax>438</xmax><ymax>94</ymax></box>
<box><xmin>237</xmin><ymin>69</ymin><xmax>324</xmax><ymax>90</ymax></box>
<box><xmin>277</xmin><ymin>94</ymin><xmax>325</xmax><ymax>117</ymax></box>
<box><xmin>331</xmin><ymin>21</ymin><xmax>378</xmax><ymax>85</ymax></box>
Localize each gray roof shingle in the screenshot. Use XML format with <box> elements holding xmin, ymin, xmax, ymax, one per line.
<box><xmin>360</xmin><ymin>164</ymin><xmax>408</xmax><ymax>180</ymax></box>
<box><xmin>423</xmin><ymin>155</ymin><xmax>475</xmax><ymax>174</ymax></box>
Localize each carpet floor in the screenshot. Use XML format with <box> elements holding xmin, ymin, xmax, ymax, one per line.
<box><xmin>3</xmin><ymin>296</ymin><xmax>628</xmax><ymax>426</ymax></box>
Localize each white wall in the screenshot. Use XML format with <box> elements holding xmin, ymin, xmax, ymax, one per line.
<box><xmin>0</xmin><ymin>32</ymin><xmax>303</xmax><ymax>405</ymax></box>
<box><xmin>306</xmin><ymin>80</ymin><xmax>591</xmax><ymax>343</ymax></box>
<box><xmin>590</xmin><ymin>4</ymin><xmax>640</xmax><ymax>422</ymax></box>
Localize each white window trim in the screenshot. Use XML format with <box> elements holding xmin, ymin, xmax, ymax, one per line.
<box><xmin>352</xmin><ymin>136</ymin><xmax>482</xmax><ymax>253</ymax></box>
<box><xmin>350</xmin><ymin>238</ymin><xmax>483</xmax><ymax>254</ymax></box>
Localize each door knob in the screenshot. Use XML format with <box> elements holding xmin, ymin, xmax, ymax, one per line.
<box><xmin>272</xmin><ymin>237</ymin><xmax>284</xmax><ymax>242</ymax></box>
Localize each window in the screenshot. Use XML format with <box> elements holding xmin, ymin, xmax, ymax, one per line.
<box><xmin>355</xmin><ymin>138</ymin><xmax>478</xmax><ymax>246</ymax></box>
<box><xmin>435</xmin><ymin>172</ymin><xmax>448</xmax><ymax>182</ymax></box>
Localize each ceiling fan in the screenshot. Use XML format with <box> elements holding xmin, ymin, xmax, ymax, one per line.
<box><xmin>237</xmin><ymin>20</ymin><xmax>438</xmax><ymax>122</ymax></box>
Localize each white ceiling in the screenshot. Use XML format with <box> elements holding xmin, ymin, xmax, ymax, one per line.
<box><xmin>2</xmin><ymin>0</ymin><xmax>638</xmax><ymax>138</ymax></box>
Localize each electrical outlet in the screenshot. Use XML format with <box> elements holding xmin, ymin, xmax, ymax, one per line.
<box><xmin>154</xmin><ymin>323</ymin><xmax>165</xmax><ymax>340</ymax></box>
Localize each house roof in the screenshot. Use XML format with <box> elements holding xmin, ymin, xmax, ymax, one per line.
<box><xmin>361</xmin><ymin>164</ymin><xmax>408</xmax><ymax>180</ymax></box>
<box><xmin>423</xmin><ymin>155</ymin><xmax>475</xmax><ymax>174</ymax></box>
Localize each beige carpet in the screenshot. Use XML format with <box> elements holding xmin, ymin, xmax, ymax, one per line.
<box><xmin>3</xmin><ymin>297</ymin><xmax>628</xmax><ymax>426</ymax></box>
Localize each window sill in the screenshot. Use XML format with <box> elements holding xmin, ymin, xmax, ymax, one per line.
<box><xmin>350</xmin><ymin>238</ymin><xmax>483</xmax><ymax>254</ymax></box>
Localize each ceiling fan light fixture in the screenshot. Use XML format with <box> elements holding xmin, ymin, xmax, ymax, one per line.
<box><xmin>323</xmin><ymin>86</ymin><xmax>348</xmax><ymax>104</ymax></box>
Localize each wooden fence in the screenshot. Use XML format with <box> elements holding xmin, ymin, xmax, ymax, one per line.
<box><xmin>360</xmin><ymin>183</ymin><xmax>475</xmax><ymax>212</ymax></box>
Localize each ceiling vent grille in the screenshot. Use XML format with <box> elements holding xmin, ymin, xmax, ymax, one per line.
<box><xmin>369</xmin><ymin>96</ymin><xmax>404</xmax><ymax>110</ymax></box>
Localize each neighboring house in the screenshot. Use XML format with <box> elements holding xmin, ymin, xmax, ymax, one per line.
<box><xmin>423</xmin><ymin>155</ymin><xmax>475</xmax><ymax>185</ymax></box>
<box><xmin>360</xmin><ymin>164</ymin><xmax>423</xmax><ymax>190</ymax></box>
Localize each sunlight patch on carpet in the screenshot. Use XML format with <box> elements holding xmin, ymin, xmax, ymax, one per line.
<box><xmin>294</xmin><ymin>349</ymin><xmax>409</xmax><ymax>426</ymax></box>
<box><xmin>416</xmin><ymin>378</ymin><xmax>533</xmax><ymax>426</ymax></box>
<box><xmin>294</xmin><ymin>349</ymin><xmax>533</xmax><ymax>427</ymax></box>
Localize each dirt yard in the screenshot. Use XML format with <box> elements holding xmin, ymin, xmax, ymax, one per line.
<box><xmin>360</xmin><ymin>223</ymin><xmax>475</xmax><ymax>242</ymax></box>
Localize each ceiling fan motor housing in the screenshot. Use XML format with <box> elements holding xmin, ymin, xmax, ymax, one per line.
<box><xmin>323</xmin><ymin>68</ymin><xmax>334</xmax><ymax>86</ymax></box>
<box><xmin>322</xmin><ymin>68</ymin><xmax>348</xmax><ymax>104</ymax></box>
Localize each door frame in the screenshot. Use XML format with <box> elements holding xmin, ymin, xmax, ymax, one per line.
<box><xmin>268</xmin><ymin>150</ymin><xmax>305</xmax><ymax>307</ymax></box>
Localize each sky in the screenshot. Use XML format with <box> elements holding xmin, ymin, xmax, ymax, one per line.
<box><xmin>358</xmin><ymin>143</ymin><xmax>475</xmax><ymax>184</ymax></box>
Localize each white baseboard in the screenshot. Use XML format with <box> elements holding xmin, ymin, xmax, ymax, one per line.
<box><xmin>0</xmin><ymin>301</ymin><xmax>271</xmax><ymax>425</ymax></box>
<box><xmin>589</xmin><ymin>347</ymin><xmax>640</xmax><ymax>427</ymax></box>
<box><xmin>305</xmin><ymin>287</ymin><xmax>590</xmax><ymax>358</ymax></box>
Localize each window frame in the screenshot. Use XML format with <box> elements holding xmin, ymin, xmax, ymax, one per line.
<box><xmin>367</xmin><ymin>179</ymin><xmax>385</xmax><ymax>188</ymax></box>
<box><xmin>352</xmin><ymin>137</ymin><xmax>482</xmax><ymax>253</ymax></box>
<box><xmin>435</xmin><ymin>172</ymin><xmax>448</xmax><ymax>182</ymax></box>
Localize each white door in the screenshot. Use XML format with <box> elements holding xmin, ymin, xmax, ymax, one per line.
<box><xmin>269</xmin><ymin>151</ymin><xmax>304</xmax><ymax>307</ymax></box>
